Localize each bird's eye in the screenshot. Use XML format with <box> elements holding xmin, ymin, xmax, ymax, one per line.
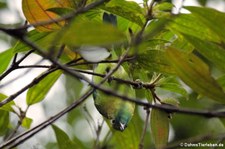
<box><xmin>105</xmin><ymin>66</ymin><xmax>110</xmax><ymax>73</ymax></box>
<box><xmin>112</xmin><ymin>120</ymin><xmax>115</xmax><ymax>124</ymax></box>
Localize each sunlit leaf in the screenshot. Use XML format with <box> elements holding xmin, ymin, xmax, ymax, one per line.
<box><xmin>153</xmin><ymin>2</ymin><xmax>173</xmax><ymax>18</ymax></box>
<box><xmin>185</xmin><ymin>6</ymin><xmax>225</xmax><ymax>43</ymax></box>
<box><xmin>0</xmin><ymin>93</ymin><xmax>15</xmax><ymax>112</ymax></box>
<box><xmin>151</xmin><ymin>108</ymin><xmax>169</xmax><ymax>149</ymax></box>
<box><xmin>145</xmin><ymin>18</ymin><xmax>170</xmax><ymax>40</ymax></box>
<box><xmin>0</xmin><ymin>49</ymin><xmax>13</xmax><ymax>75</ymax></box>
<box><xmin>52</xmin><ymin>125</ymin><xmax>77</xmax><ymax>149</ymax></box>
<box><xmin>166</xmin><ymin>47</ymin><xmax>225</xmax><ymax>104</ymax></box>
<box><xmin>26</xmin><ymin>70</ymin><xmax>62</xmax><ymax>105</ymax></box>
<box><xmin>61</xmin><ymin>20</ymin><xmax>126</xmax><ymax>46</ymax></box>
<box><xmin>169</xmin><ymin>14</ymin><xmax>221</xmax><ymax>43</ymax></box>
<box><xmin>22</xmin><ymin>117</ymin><xmax>33</xmax><ymax>129</ymax></box>
<box><xmin>22</xmin><ymin>0</ymin><xmax>74</xmax><ymax>32</ymax></box>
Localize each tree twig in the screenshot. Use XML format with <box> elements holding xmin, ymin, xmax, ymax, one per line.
<box><xmin>0</xmin><ymin>68</ymin><xmax>57</xmax><ymax>107</ymax></box>
<box><xmin>0</xmin><ymin>50</ymin><xmax>35</xmax><ymax>81</ymax></box>
<box><xmin>0</xmin><ymin>89</ymin><xmax>94</xmax><ymax>149</ymax></box>
<box><xmin>139</xmin><ymin>107</ymin><xmax>150</xmax><ymax>149</ymax></box>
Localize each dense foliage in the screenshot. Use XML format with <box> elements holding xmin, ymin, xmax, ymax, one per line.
<box><xmin>1</xmin><ymin>0</ymin><xmax>225</xmax><ymax>148</ymax></box>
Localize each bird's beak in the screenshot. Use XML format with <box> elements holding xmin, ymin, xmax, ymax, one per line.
<box><xmin>119</xmin><ymin>122</ymin><xmax>126</xmax><ymax>131</ymax></box>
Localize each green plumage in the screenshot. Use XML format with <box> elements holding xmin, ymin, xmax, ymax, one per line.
<box><xmin>93</xmin><ymin>63</ymin><xmax>135</xmax><ymax>131</ymax></box>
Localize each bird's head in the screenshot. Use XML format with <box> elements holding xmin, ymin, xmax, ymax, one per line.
<box><xmin>112</xmin><ymin>114</ymin><xmax>131</xmax><ymax>131</ymax></box>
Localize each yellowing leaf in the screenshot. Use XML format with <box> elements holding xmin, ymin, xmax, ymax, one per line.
<box><xmin>151</xmin><ymin>108</ymin><xmax>169</xmax><ymax>149</ymax></box>
<box><xmin>166</xmin><ymin>47</ymin><xmax>225</xmax><ymax>104</ymax></box>
<box><xmin>22</xmin><ymin>0</ymin><xmax>74</xmax><ymax>32</ymax></box>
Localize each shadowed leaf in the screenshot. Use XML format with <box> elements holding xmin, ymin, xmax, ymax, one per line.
<box><xmin>151</xmin><ymin>108</ymin><xmax>169</xmax><ymax>149</ymax></box>
<box><xmin>52</xmin><ymin>125</ymin><xmax>77</xmax><ymax>149</ymax></box>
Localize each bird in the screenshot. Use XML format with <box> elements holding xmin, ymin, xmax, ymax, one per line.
<box><xmin>93</xmin><ymin>63</ymin><xmax>135</xmax><ymax>131</ymax></box>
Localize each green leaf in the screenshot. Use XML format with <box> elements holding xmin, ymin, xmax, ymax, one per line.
<box><xmin>182</xmin><ymin>34</ymin><xmax>225</xmax><ymax>73</ymax></box>
<box><xmin>158</xmin><ymin>76</ymin><xmax>188</xmax><ymax>97</ymax></box>
<box><xmin>153</xmin><ymin>2</ymin><xmax>173</xmax><ymax>12</ymax></box>
<box><xmin>0</xmin><ymin>48</ymin><xmax>13</xmax><ymax>75</ymax></box>
<box><xmin>153</xmin><ymin>2</ymin><xmax>173</xmax><ymax>18</ymax></box>
<box><xmin>161</xmin><ymin>98</ymin><xmax>180</xmax><ymax>107</ymax></box>
<box><xmin>21</xmin><ymin>117</ymin><xmax>33</xmax><ymax>129</ymax></box>
<box><xmin>151</xmin><ymin>108</ymin><xmax>169</xmax><ymax>149</ymax></box>
<box><xmin>64</xmin><ymin>75</ymin><xmax>83</xmax><ymax>101</ymax></box>
<box><xmin>52</xmin><ymin>125</ymin><xmax>77</xmax><ymax>149</ymax></box>
<box><xmin>0</xmin><ymin>110</ymin><xmax>9</xmax><ymax>135</ymax></box>
<box><xmin>0</xmin><ymin>93</ymin><xmax>15</xmax><ymax>112</ymax></box>
<box><xmin>101</xmin><ymin>0</ymin><xmax>144</xmax><ymax>26</ymax></box>
<box><xmin>0</xmin><ymin>1</ymin><xmax>6</xmax><ymax>9</ymax></box>
<box><xmin>185</xmin><ymin>6</ymin><xmax>225</xmax><ymax>43</ymax></box>
<box><xmin>109</xmin><ymin>112</ymin><xmax>141</xmax><ymax>149</ymax></box>
<box><xmin>197</xmin><ymin>0</ymin><xmax>207</xmax><ymax>6</ymax></box>
<box><xmin>169</xmin><ymin>14</ymin><xmax>221</xmax><ymax>43</ymax></box>
<box><xmin>166</xmin><ymin>47</ymin><xmax>225</xmax><ymax>104</ymax></box>
<box><xmin>136</xmin><ymin>49</ymin><xmax>174</xmax><ymax>74</ymax></box>
<box><xmin>159</xmin><ymin>83</ymin><xmax>188</xmax><ymax>97</ymax></box>
<box><xmin>13</xmin><ymin>29</ymin><xmax>57</xmax><ymax>53</ymax></box>
<box><xmin>145</xmin><ymin>18</ymin><xmax>170</xmax><ymax>40</ymax></box>
<box><xmin>26</xmin><ymin>70</ymin><xmax>62</xmax><ymax>105</ymax></box>
<box><xmin>217</xmin><ymin>75</ymin><xmax>225</xmax><ymax>90</ymax></box>
<box><xmin>61</xmin><ymin>20</ymin><xmax>126</xmax><ymax>46</ymax></box>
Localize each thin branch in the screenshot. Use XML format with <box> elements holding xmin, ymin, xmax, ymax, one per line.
<box><xmin>139</xmin><ymin>107</ymin><xmax>150</xmax><ymax>149</ymax></box>
<box><xmin>0</xmin><ymin>68</ymin><xmax>57</xmax><ymax>107</ymax></box>
<box><xmin>17</xmin><ymin>65</ymin><xmax>51</xmax><ymax>69</ymax></box>
<box><xmin>94</xmin><ymin>120</ymin><xmax>104</xmax><ymax>149</ymax></box>
<box><xmin>0</xmin><ymin>89</ymin><xmax>94</xmax><ymax>149</ymax></box>
<box><xmin>83</xmin><ymin>105</ymin><xmax>98</xmax><ymax>137</ymax></box>
<box><xmin>0</xmin><ymin>50</ymin><xmax>35</xmax><ymax>81</ymax></box>
<box><xmin>16</xmin><ymin>50</ymin><xmax>35</xmax><ymax>64</ymax></box>
<box><xmin>71</xmin><ymin>68</ymin><xmax>155</xmax><ymax>89</ymax></box>
<box><xmin>56</xmin><ymin>45</ymin><xmax>65</xmax><ymax>59</ymax></box>
<box><xmin>68</xmin><ymin>56</ymin><xmax>135</xmax><ymax>67</ymax></box>
<box><xmin>0</xmin><ymin>59</ymin><xmax>45</xmax><ymax>89</ymax></box>
<box><xmin>12</xmin><ymin>53</ymin><xmax>18</xmax><ymax>64</ymax></box>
